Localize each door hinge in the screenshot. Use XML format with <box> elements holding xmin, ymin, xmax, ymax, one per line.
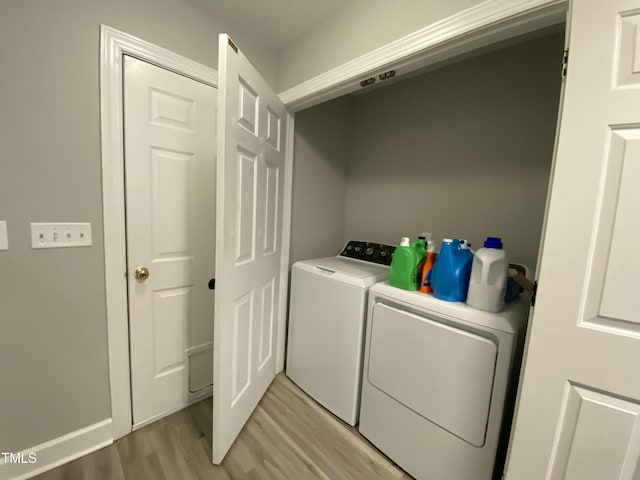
<box><xmin>510</xmin><ymin>269</ymin><xmax>537</xmax><ymax>307</ymax></box>
<box><xmin>562</xmin><ymin>49</ymin><xmax>569</xmax><ymax>79</ymax></box>
<box><xmin>531</xmin><ymin>280</ymin><xmax>538</xmax><ymax>307</ymax></box>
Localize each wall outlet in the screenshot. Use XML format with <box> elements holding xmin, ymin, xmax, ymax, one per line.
<box><xmin>31</xmin><ymin>223</ymin><xmax>92</xmax><ymax>249</ymax></box>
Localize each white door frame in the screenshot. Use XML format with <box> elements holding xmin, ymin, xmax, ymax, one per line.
<box><xmin>99</xmin><ymin>25</ymin><xmax>220</xmax><ymax>440</ymax></box>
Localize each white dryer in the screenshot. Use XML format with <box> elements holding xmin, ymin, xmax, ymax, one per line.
<box><xmin>359</xmin><ymin>282</ymin><xmax>528</xmax><ymax>480</ymax></box>
<box><xmin>286</xmin><ymin>241</ymin><xmax>395</xmax><ymax>426</ymax></box>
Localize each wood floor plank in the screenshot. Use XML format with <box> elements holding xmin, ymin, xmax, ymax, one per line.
<box><xmin>247</xmin><ymin>405</ymin><xmax>329</xmax><ymax>480</ymax></box>
<box><xmin>263</xmin><ymin>375</ymin><xmax>408</xmax><ymax>480</ymax></box>
<box><xmin>80</xmin><ymin>444</ymin><xmax>126</xmax><ymax>480</ymax></box>
<box><xmin>224</xmin><ymin>407</ymin><xmax>311</xmax><ymax>479</ymax></box>
<box><xmin>33</xmin><ymin>374</ymin><xmax>411</xmax><ymax>480</ymax></box>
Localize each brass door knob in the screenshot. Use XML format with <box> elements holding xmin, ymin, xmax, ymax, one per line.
<box><xmin>135</xmin><ymin>266</ymin><xmax>150</xmax><ymax>280</ymax></box>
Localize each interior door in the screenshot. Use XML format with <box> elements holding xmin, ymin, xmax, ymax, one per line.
<box><xmin>212</xmin><ymin>35</ymin><xmax>287</xmax><ymax>463</ymax></box>
<box><xmin>124</xmin><ymin>56</ymin><xmax>217</xmax><ymax>426</ymax></box>
<box><xmin>507</xmin><ymin>0</ymin><xmax>640</xmax><ymax>478</ymax></box>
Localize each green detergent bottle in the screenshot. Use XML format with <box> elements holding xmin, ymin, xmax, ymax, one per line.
<box><xmin>389</xmin><ymin>237</ymin><xmax>426</xmax><ymax>290</ymax></box>
<box><xmin>414</xmin><ymin>235</ymin><xmax>427</xmax><ymax>258</ymax></box>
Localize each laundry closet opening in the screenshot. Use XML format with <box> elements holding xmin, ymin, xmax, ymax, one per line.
<box><xmin>288</xmin><ymin>27</ymin><xmax>566</xmax><ymax>274</ymax></box>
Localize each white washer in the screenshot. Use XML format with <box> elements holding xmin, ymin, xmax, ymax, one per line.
<box><xmin>359</xmin><ymin>282</ymin><xmax>528</xmax><ymax>480</ymax></box>
<box><xmin>286</xmin><ymin>241</ymin><xmax>395</xmax><ymax>426</ymax></box>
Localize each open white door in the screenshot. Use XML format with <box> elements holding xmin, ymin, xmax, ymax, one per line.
<box><xmin>507</xmin><ymin>0</ymin><xmax>640</xmax><ymax>478</ymax></box>
<box><xmin>212</xmin><ymin>34</ymin><xmax>288</xmax><ymax>463</ymax></box>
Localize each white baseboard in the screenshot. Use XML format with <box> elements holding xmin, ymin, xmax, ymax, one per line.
<box><xmin>132</xmin><ymin>390</ymin><xmax>213</xmax><ymax>432</ymax></box>
<box><xmin>0</xmin><ymin>419</ymin><xmax>113</xmax><ymax>480</ymax></box>
<box><xmin>189</xmin><ymin>383</ymin><xmax>213</xmax><ymax>402</ymax></box>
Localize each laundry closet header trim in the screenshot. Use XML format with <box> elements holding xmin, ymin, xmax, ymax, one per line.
<box><xmin>278</xmin><ymin>0</ymin><xmax>567</xmax><ymax>112</ymax></box>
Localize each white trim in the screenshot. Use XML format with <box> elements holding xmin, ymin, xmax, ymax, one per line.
<box><xmin>132</xmin><ymin>391</ymin><xmax>212</xmax><ymax>431</ymax></box>
<box><xmin>186</xmin><ymin>341</ymin><xmax>214</xmax><ymax>355</ymax></box>
<box><xmin>100</xmin><ymin>25</ymin><xmax>218</xmax><ymax>440</ymax></box>
<box><xmin>189</xmin><ymin>384</ymin><xmax>214</xmax><ymax>402</ymax></box>
<box><xmin>503</xmin><ymin>13</ymin><xmax>570</xmax><ymax>476</ymax></box>
<box><xmin>275</xmin><ymin>112</ymin><xmax>296</xmax><ymax>372</ymax></box>
<box><xmin>186</xmin><ymin>340</ymin><xmax>214</xmax><ymax>366</ymax></box>
<box><xmin>0</xmin><ymin>419</ymin><xmax>112</xmax><ymax>480</ymax></box>
<box><xmin>132</xmin><ymin>403</ymin><xmax>188</xmax><ymax>431</ymax></box>
<box><xmin>278</xmin><ymin>0</ymin><xmax>567</xmax><ymax>111</ymax></box>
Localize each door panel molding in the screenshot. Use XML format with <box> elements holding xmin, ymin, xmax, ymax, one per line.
<box><xmin>99</xmin><ymin>25</ymin><xmax>218</xmax><ymax>440</ymax></box>
<box><xmin>548</xmin><ymin>382</ymin><xmax>640</xmax><ymax>479</ymax></box>
<box><xmin>581</xmin><ymin>125</ymin><xmax>640</xmax><ymax>336</ymax></box>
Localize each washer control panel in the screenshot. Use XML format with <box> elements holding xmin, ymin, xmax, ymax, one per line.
<box><xmin>339</xmin><ymin>241</ymin><xmax>396</xmax><ymax>266</ymax></box>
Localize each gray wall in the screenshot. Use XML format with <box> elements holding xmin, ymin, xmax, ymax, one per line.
<box><xmin>0</xmin><ymin>0</ymin><xmax>276</xmax><ymax>454</ymax></box>
<box><xmin>344</xmin><ymin>32</ymin><xmax>565</xmax><ymax>270</ymax></box>
<box><xmin>276</xmin><ymin>0</ymin><xmax>484</xmax><ymax>91</ymax></box>
<box><xmin>289</xmin><ymin>96</ymin><xmax>352</xmax><ymax>265</ymax></box>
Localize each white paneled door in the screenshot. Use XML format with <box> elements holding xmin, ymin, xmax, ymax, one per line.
<box><xmin>507</xmin><ymin>0</ymin><xmax>640</xmax><ymax>478</ymax></box>
<box><xmin>124</xmin><ymin>56</ymin><xmax>217</xmax><ymax>426</ymax></box>
<box><xmin>213</xmin><ymin>35</ymin><xmax>287</xmax><ymax>463</ymax></box>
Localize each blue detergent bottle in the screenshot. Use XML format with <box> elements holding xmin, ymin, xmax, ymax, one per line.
<box><xmin>431</xmin><ymin>238</ymin><xmax>474</xmax><ymax>302</ymax></box>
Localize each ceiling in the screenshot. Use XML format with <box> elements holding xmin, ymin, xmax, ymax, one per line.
<box><xmin>187</xmin><ymin>0</ymin><xmax>353</xmax><ymax>50</ymax></box>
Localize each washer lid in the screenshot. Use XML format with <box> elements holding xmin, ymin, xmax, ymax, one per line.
<box><xmin>294</xmin><ymin>256</ymin><xmax>389</xmax><ymax>288</ymax></box>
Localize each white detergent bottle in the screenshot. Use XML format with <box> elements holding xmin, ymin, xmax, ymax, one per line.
<box><xmin>466</xmin><ymin>237</ymin><xmax>508</xmax><ymax>312</ymax></box>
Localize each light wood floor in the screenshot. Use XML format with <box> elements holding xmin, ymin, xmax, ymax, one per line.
<box><xmin>35</xmin><ymin>374</ymin><xmax>412</xmax><ymax>480</ymax></box>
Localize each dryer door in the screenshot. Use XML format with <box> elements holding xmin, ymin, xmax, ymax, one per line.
<box><xmin>368</xmin><ymin>303</ymin><xmax>497</xmax><ymax>447</ymax></box>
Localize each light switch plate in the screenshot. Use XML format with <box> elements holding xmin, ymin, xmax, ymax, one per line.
<box><xmin>0</xmin><ymin>221</ymin><xmax>7</xmax><ymax>250</ymax></box>
<box><xmin>30</xmin><ymin>223</ymin><xmax>92</xmax><ymax>249</ymax></box>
